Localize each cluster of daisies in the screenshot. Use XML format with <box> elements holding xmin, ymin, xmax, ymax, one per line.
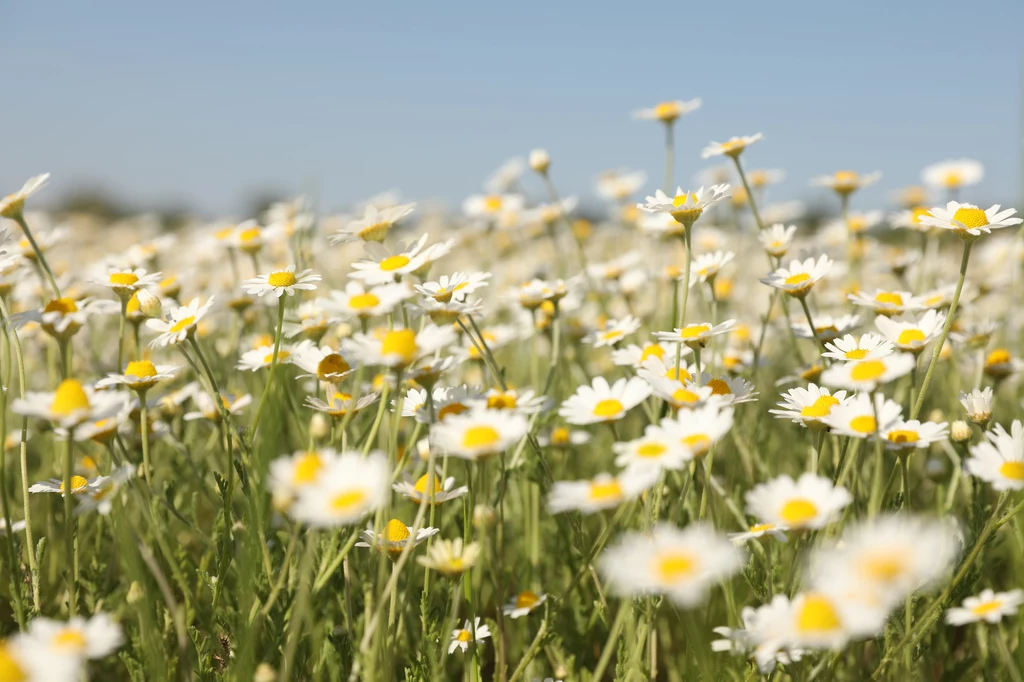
<box><xmin>0</xmin><ymin>96</ymin><xmax>1022</xmax><ymax>681</ymax></box>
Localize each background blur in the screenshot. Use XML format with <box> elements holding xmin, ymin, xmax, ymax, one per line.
<box><xmin>4</xmin><ymin>0</ymin><xmax>1023</xmax><ymax>218</ymax></box>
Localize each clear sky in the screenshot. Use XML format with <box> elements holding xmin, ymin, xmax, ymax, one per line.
<box><xmin>4</xmin><ymin>0</ymin><xmax>1023</xmax><ymax>217</ymax></box>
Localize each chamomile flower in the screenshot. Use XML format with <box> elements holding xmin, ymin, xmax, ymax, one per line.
<box><xmin>632</xmin><ymin>98</ymin><xmax>701</xmax><ymax>123</ymax></box>
<box><xmin>344</xmin><ymin>324</ymin><xmax>456</xmax><ymax>369</ymax></box>
<box><xmin>184</xmin><ymin>391</ymin><xmax>252</xmax><ymax>422</ymax></box>
<box><xmin>243</xmin><ymin>266</ymin><xmax>320</xmax><ymax>298</ymax></box>
<box><xmin>292</xmin><ymin>344</ymin><xmax>355</xmax><ymax>383</ymax></box>
<box><xmin>330</xmin><ymin>203</ymin><xmax>416</xmax><ymax>244</ymax></box>
<box><xmin>146</xmin><ymin>296</ymin><xmax>215</xmax><ymax>347</ymax></box>
<box><xmin>637</xmin><ymin>185</ymin><xmax>731</xmax><ymax>228</ymax></box>
<box><xmin>760</xmin><ymin>255</ymin><xmax>833</xmax><ymax>298</ymax></box>
<box><xmin>752</xmin><ymin>590</ymin><xmax>887</xmax><ymax>651</ymax></box>
<box><xmin>758</xmin><ymin>224</ymin><xmax>797</xmax><ymax>258</ymax></box>
<box><xmin>537</xmin><ymin>425</ymin><xmax>591</xmax><ymax>448</ymax></box>
<box><xmin>728</xmin><ymin>522</ymin><xmax>789</xmax><ymax>545</ymax></box>
<box><xmin>584</xmin><ymin>315</ymin><xmax>641</xmax><ymax>348</ymax></box>
<box><xmin>960</xmin><ymin>387</ymin><xmax>994</xmax><ymax>426</ymax></box>
<box><xmin>13</xmin><ymin>379</ymin><xmax>126</xmax><ymax>430</ymax></box>
<box><xmin>237</xmin><ymin>342</ymin><xmax>304</xmax><ymax>372</ymax></box>
<box><xmin>35</xmin><ymin>297</ymin><xmax>116</xmax><ymax>341</ymax></box>
<box><xmin>393</xmin><ymin>471</ymin><xmax>468</xmax><ymax>504</ymax></box>
<box><xmin>820</xmin><ymin>353</ymin><xmax>916</xmax><ymax>392</ymax></box>
<box><xmin>596</xmin><ymin>168</ymin><xmax>648</xmax><ymax>202</ymax></box>
<box><xmin>654</xmin><ymin>319</ymin><xmax>736</xmax><ymax>349</ymax></box>
<box><xmin>349</xmin><ymin>234</ymin><xmax>433</xmax><ymax>284</ymax></box>
<box><xmin>599</xmin><ymin>522</ymin><xmax>743</xmax><ymax>607</ymax></box>
<box><xmin>701</xmin><ymin>133</ymin><xmax>763</xmax><ymax>159</ymax></box>
<box><xmin>463</xmin><ymin>194</ymin><xmax>525</xmax><ymax>220</ymax></box>
<box><xmin>75</xmin><ymin>465</ymin><xmax>134</xmax><ymax>516</ymax></box>
<box><xmin>984</xmin><ymin>348</ymin><xmax>1022</xmax><ymax>381</ymax></box>
<box><xmin>304</xmin><ymin>392</ymin><xmax>379</xmax><ymax>420</ymax></box>
<box><xmin>613</xmin><ymin>423</ymin><xmax>691</xmax><ymax>473</ymax></box>
<box><xmin>919</xmin><ymin>202</ymin><xmax>1022</xmax><ymax>240</ymax></box>
<box><xmin>659</xmin><ymin>402</ymin><xmax>735</xmax><ymax>458</ymax></box>
<box><xmin>448</xmin><ymin>618</ymin><xmax>491</xmax><ymax>654</ymax></box>
<box><xmin>610</xmin><ymin>342</ymin><xmax>679</xmax><ymax>369</ymax></box>
<box><xmin>400</xmin><ymin>385</ymin><xmax>478</xmax><ymax>423</ymax></box>
<box><xmin>770</xmin><ymin>384</ymin><xmax>849</xmax><ymax>430</ymax></box>
<box><xmin>822</xmin><ymin>333</ymin><xmax>894</xmax><ymax>362</ymax></box>
<box><xmin>922</xmin><ymin>159</ymin><xmax>984</xmax><ymax>191</ymax></box>
<box><xmin>810</xmin><ymin>515</ymin><xmax>959</xmax><ymax>608</ymax></box>
<box><xmin>745</xmin><ymin>473</ymin><xmax>852</xmax><ymax>531</ymax></box>
<box><xmin>880</xmin><ymin>419</ymin><xmax>948</xmax><ymax>452</ymax></box>
<box><xmin>289</xmin><ymin>451</ymin><xmax>389</xmax><ymax>527</ymax></box>
<box><xmin>0</xmin><ymin>173</ymin><xmax>50</xmax><ymax>218</ymax></box>
<box><xmin>791</xmin><ymin>314</ymin><xmax>861</xmax><ymax>343</ymax></box>
<box><xmin>29</xmin><ymin>475</ymin><xmax>98</xmax><ymax>496</ymax></box>
<box><xmin>515</xmin><ymin>278</ymin><xmax>568</xmax><ymax>309</ymax></box>
<box><xmin>712</xmin><ymin>599</ymin><xmax>806</xmax><ymax>673</ymax></box>
<box><xmin>558</xmin><ymin>376</ymin><xmax>651</xmax><ymax>425</ymax></box>
<box><xmin>689</xmin><ymin>251</ymin><xmax>734</xmax><ymax>286</ymax></box>
<box><xmin>268</xmin><ymin>449</ymin><xmax>336</xmax><ymax>510</ymax></box>
<box><xmin>477</xmin><ymin>387</ymin><xmax>547</xmax><ymax>415</ymax></box>
<box><xmin>96</xmin><ymin>360</ymin><xmax>179</xmax><ymax>393</ymax></box>
<box><xmin>823</xmin><ymin>392</ymin><xmax>903</xmax><ymax>439</ymax></box>
<box><xmin>946</xmin><ymin>589</ymin><xmax>1024</xmax><ymax>626</ymax></box>
<box><xmin>325</xmin><ymin>281</ymin><xmax>411</xmax><ymax>319</ymax></box>
<box><xmin>94</xmin><ymin>267</ymin><xmax>162</xmax><ymax>302</ymax></box>
<box><xmin>548</xmin><ymin>469</ymin><xmax>657</xmax><ymax>514</ymax></box>
<box><xmin>430</xmin><ymin>407</ymin><xmax>528</xmax><ymax>460</ymax></box>
<box><xmin>698</xmin><ymin>373</ymin><xmax>759</xmax><ymax>405</ymax></box>
<box><xmin>418</xmin><ymin>538</ymin><xmax>480</xmax><ymax>576</ymax></box>
<box><xmin>811</xmin><ymin>170</ymin><xmax>881</xmax><ymax>196</ymax></box>
<box><xmin>356</xmin><ymin>518</ymin><xmax>440</xmax><ymax>556</ymax></box>
<box><xmin>503</xmin><ymin>590</ymin><xmax>547</xmax><ymax>619</ymax></box>
<box><xmin>23</xmin><ymin>613</ymin><xmax>124</xmax><ymax>660</ymax></box>
<box><xmin>848</xmin><ymin>289</ymin><xmax>926</xmax><ymax>317</ymax></box>
<box><xmin>874</xmin><ymin>310</ymin><xmax>944</xmax><ymax>354</ymax></box>
<box><xmin>966</xmin><ymin>421</ymin><xmax>1024</xmax><ymax>490</ymax></box>
<box><xmin>415</xmin><ymin>272</ymin><xmax>491</xmax><ymax>303</ymax></box>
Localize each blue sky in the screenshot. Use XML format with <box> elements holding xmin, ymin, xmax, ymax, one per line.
<box><xmin>4</xmin><ymin>1</ymin><xmax>1022</xmax><ymax>216</ymax></box>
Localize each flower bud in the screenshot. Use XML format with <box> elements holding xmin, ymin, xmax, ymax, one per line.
<box><xmin>127</xmin><ymin>580</ymin><xmax>145</xmax><ymax>604</ymax></box>
<box><xmin>529</xmin><ymin>148</ymin><xmax>551</xmax><ymax>174</ymax></box>
<box><xmin>136</xmin><ymin>288</ymin><xmax>162</xmax><ymax>318</ymax></box>
<box><xmin>309</xmin><ymin>413</ymin><xmax>330</xmax><ymax>441</ymax></box>
<box><xmin>950</xmin><ymin>420</ymin><xmax>972</xmax><ymax>444</ymax></box>
<box><xmin>253</xmin><ymin>663</ymin><xmax>276</xmax><ymax>682</ymax></box>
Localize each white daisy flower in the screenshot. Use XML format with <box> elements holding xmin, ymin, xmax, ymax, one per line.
<box><xmin>637</xmin><ymin>185</ymin><xmax>731</xmax><ymax>228</ymax></box>
<box><xmin>659</xmin><ymin>402</ymin><xmax>734</xmax><ymax>459</ymax></box>
<box><xmin>874</xmin><ymin>310</ymin><xmax>945</xmax><ymax>354</ymax></box>
<box><xmin>236</xmin><ymin>341</ymin><xmax>305</xmax><ymax>372</ymax></box>
<box><xmin>632</xmin><ymin>98</ymin><xmax>702</xmax><ymax>123</ymax></box>
<box><xmin>330</xmin><ymin>202</ymin><xmax>416</xmax><ymax>244</ymax></box>
<box><xmin>0</xmin><ymin>173</ymin><xmax>50</xmax><ymax>218</ymax></box>
<box><xmin>343</xmin><ymin>324</ymin><xmax>456</xmax><ymax>369</ymax></box>
<box><xmin>744</xmin><ymin>473</ymin><xmax>852</xmax><ymax>531</ymax></box>
<box><xmin>880</xmin><ymin>419</ymin><xmax>948</xmax><ymax>452</ymax></box>
<box><xmin>146</xmin><ymin>296</ymin><xmax>215</xmax><ymax>347</ymax></box>
<box><xmin>355</xmin><ymin>518</ymin><xmax>440</xmax><ymax>556</ymax></box>
<box><xmin>96</xmin><ymin>360</ymin><xmax>179</xmax><ymax>393</ymax></box>
<box><xmin>392</xmin><ymin>471</ymin><xmax>468</xmax><ymax>504</ymax></box>
<box><xmin>289</xmin><ymin>451</ymin><xmax>389</xmax><ymax>527</ymax></box>
<box><xmin>430</xmin><ymin>406</ymin><xmax>529</xmax><ymax>460</ymax></box>
<box><xmin>23</xmin><ymin>612</ymin><xmax>124</xmax><ymax>660</ymax></box>
<box><xmin>689</xmin><ymin>251</ymin><xmax>735</xmax><ymax>286</ymax></box>
<box><xmin>823</xmin><ymin>392</ymin><xmax>903</xmax><ymax>440</ymax></box>
<box><xmin>820</xmin><ymin>353</ymin><xmax>916</xmax><ymax>392</ymax></box>
<box><xmin>960</xmin><ymin>387</ymin><xmax>994</xmax><ymax>426</ymax></box>
<box><xmin>946</xmin><ymin>589</ymin><xmax>1024</xmax><ymax>626</ymax></box>
<box><xmin>268</xmin><ymin>449</ymin><xmax>337</xmax><ymax>509</ymax></box>
<box><xmin>748</xmin><ymin>590</ymin><xmax>887</xmax><ymax>652</ymax></box>
<box><xmin>475</xmin><ymin>388</ymin><xmax>547</xmax><ymax>415</ymax></box>
<box><xmin>919</xmin><ymin>201</ymin><xmax>1022</xmax><ymax>240</ymax></box>
<box><xmin>698</xmin><ymin>373</ymin><xmax>759</xmax><ymax>405</ymax></box>
<box><xmin>448</xmin><ymin>618</ymin><xmax>491</xmax><ymax>654</ymax></box>
<box><xmin>822</xmin><ymin>333</ymin><xmax>894</xmax><ymax>363</ymax></box>
<box><xmin>770</xmin><ymin>384</ymin><xmax>849</xmax><ymax>430</ymax></box>
<box><xmin>415</xmin><ymin>272</ymin><xmax>491</xmax><ymax>303</ymax></box>
<box><xmin>921</xmin><ymin>159</ymin><xmax>984</xmax><ymax>191</ymax></box>
<box><xmin>400</xmin><ymin>385</ymin><xmax>479</xmax><ymax>424</ymax></box>
<box><xmin>29</xmin><ymin>474</ymin><xmax>99</xmax><ymax>497</ymax></box>
<box><xmin>349</xmin><ymin>234</ymin><xmax>434</xmax><ymax>285</ymax></box>
<box><xmin>791</xmin><ymin>314</ymin><xmax>861</xmax><ymax>343</ymax></box>
<box><xmin>811</xmin><ymin>170</ymin><xmax>881</xmax><ymax>195</ymax></box>
<box><xmin>184</xmin><ymin>391</ymin><xmax>252</xmax><ymax>422</ymax></box>
<box><xmin>75</xmin><ymin>465</ymin><xmax>134</xmax><ymax>516</ymax></box>
<box><xmin>515</xmin><ymin>278</ymin><xmax>568</xmax><ymax>309</ymax></box>
<box><xmin>418</xmin><ymin>538</ymin><xmax>481</xmax><ymax>576</ymax></box>
<box><xmin>701</xmin><ymin>133</ymin><xmax>763</xmax><ymax>159</ymax></box>
<box><xmin>599</xmin><ymin>522</ymin><xmax>744</xmax><ymax>607</ymax></box>
<box><xmin>583</xmin><ymin>315</ymin><xmax>642</xmax><ymax>348</ymax></box>
<box><xmin>303</xmin><ymin>391</ymin><xmax>378</xmax><ymax>420</ymax></box>
<box><xmin>13</xmin><ymin>379</ymin><xmax>126</xmax><ymax>430</ymax></box>
<box><xmin>966</xmin><ymin>420</ymin><xmax>1024</xmax><ymax>490</ymax></box>
<box><xmin>292</xmin><ymin>344</ymin><xmax>355</xmax><ymax>383</ymax></box>
<box><xmin>890</xmin><ymin>206</ymin><xmax>934</xmax><ymax>233</ymax></box>
<box><xmin>613</xmin><ymin>423</ymin><xmax>692</xmax><ymax>473</ymax></box>
<box><xmin>547</xmin><ymin>469</ymin><xmax>657</xmax><ymax>515</ymax></box>
<box><xmin>324</xmin><ymin>281</ymin><xmax>411</xmax><ymax>320</ymax></box>
<box><xmin>712</xmin><ymin>598</ymin><xmax>806</xmax><ymax>673</ymax></box>
<box><xmin>558</xmin><ymin>376</ymin><xmax>652</xmax><ymax>425</ymax></box>
<box><xmin>758</xmin><ymin>224</ymin><xmax>798</xmax><ymax>258</ymax></box>
<box><xmin>654</xmin><ymin>319</ymin><xmax>736</xmax><ymax>349</ymax></box>
<box><xmin>463</xmin><ymin>194</ymin><xmax>525</xmax><ymax>219</ymax></box>
<box><xmin>537</xmin><ymin>425</ymin><xmax>591</xmax><ymax>448</ymax></box>
<box><xmin>502</xmin><ymin>590</ymin><xmax>547</xmax><ymax>619</ymax></box>
<box><xmin>29</xmin><ymin>296</ymin><xmax>117</xmax><ymax>341</ymax></box>
<box><xmin>243</xmin><ymin>266</ymin><xmax>320</xmax><ymax>298</ymax></box>
<box><xmin>610</xmin><ymin>342</ymin><xmax>680</xmax><ymax>369</ymax></box>
<box><xmin>596</xmin><ymin>168</ymin><xmax>647</xmax><ymax>202</ymax></box>
<box><xmin>93</xmin><ymin>267</ymin><xmax>162</xmax><ymax>302</ymax></box>
<box><xmin>848</xmin><ymin>289</ymin><xmax>927</xmax><ymax>317</ymax></box>
<box><xmin>760</xmin><ymin>255</ymin><xmax>833</xmax><ymax>298</ymax></box>
<box><xmin>728</xmin><ymin>522</ymin><xmax>789</xmax><ymax>545</ymax></box>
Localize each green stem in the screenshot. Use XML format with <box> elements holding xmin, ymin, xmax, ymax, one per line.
<box><xmin>730</xmin><ymin>156</ymin><xmax>766</xmax><ymax>231</ymax></box>
<box><xmin>249</xmin><ymin>296</ymin><xmax>287</xmax><ymax>446</ymax></box>
<box><xmin>13</xmin><ymin>214</ymin><xmax>60</xmax><ymax>298</ymax></box>
<box><xmin>63</xmin><ymin>434</ymin><xmax>78</xmax><ymax>616</ymax></box>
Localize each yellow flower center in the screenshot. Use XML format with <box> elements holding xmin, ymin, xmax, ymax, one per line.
<box><xmin>844</xmin><ymin>349</ymin><xmax>869</xmax><ymax>360</ymax></box>
<box><xmin>910</xmin><ymin>207</ymin><xmax>930</xmax><ymax>224</ymax></box>
<box><xmin>678</xmin><ymin>324</ymin><xmax>711</xmax><ymax>339</ymax></box>
<box><xmin>358</xmin><ymin>222</ymin><xmax>390</xmax><ymax>241</ymax></box>
<box><xmin>238</xmin><ymin>227</ymin><xmax>261</xmax><ymax>242</ymax></box>
<box><xmin>796</xmin><ymin>594</ymin><xmax>841</xmax><ymax>632</ymax></box>
<box><xmin>515</xmin><ymin>590</ymin><xmax>540</xmax><ymax>609</ymax></box>
<box><xmin>639</xmin><ymin>344</ymin><xmax>665</xmax><ymax>362</ymax></box>
<box><xmin>51</xmin><ymin>379</ymin><xmax>91</xmax><ymax>417</ymax></box>
<box><xmin>550</xmin><ymin>427</ymin><xmax>571</xmax><ymax>445</ymax></box>
<box><xmin>293</xmin><ymin>453</ymin><xmax>323</xmax><ymax>484</ymax></box>
<box><xmin>999</xmin><ymin>461</ymin><xmax>1024</xmax><ymax>481</ymax></box>
<box><xmin>749</xmin><ymin>523</ymin><xmax>776</xmax><ymax>533</ymax></box>
<box><xmin>379</xmin><ymin>255</ymin><xmax>411</xmax><ymax>272</ymax></box>
<box><xmin>972</xmin><ymin>600</ymin><xmax>1004</xmax><ymax>616</ymax></box>
<box><xmin>785</xmin><ymin>273</ymin><xmax>811</xmax><ymax>286</ymax></box>
<box><xmin>952</xmin><ymin>207</ymin><xmax>989</xmax><ymax>229</ymax></box>
<box><xmin>706</xmin><ymin>378</ymin><xmax>731</xmax><ymax>395</ymax></box>
<box><xmin>414</xmin><ymin>473</ymin><xmax>443</xmax><ymax>495</ymax></box>
<box><xmin>682</xmin><ymin>433</ymin><xmax>711</xmax><ymax>455</ymax></box>
<box><xmin>268</xmin><ymin>271</ymin><xmax>297</xmax><ymax>288</ymax></box>
<box><xmin>437</xmin><ymin>402</ymin><xmax>469</xmax><ymax>420</ymax></box>
<box><xmin>653</xmin><ymin>102</ymin><xmax>680</xmax><ymax>121</ymax></box>
<box><xmin>943</xmin><ymin>171</ymin><xmax>962</xmax><ymax>188</ymax></box>
<box><xmin>126</xmin><ymin>360</ymin><xmax>157</xmax><ymax>378</ymax></box>
<box><xmin>331</xmin><ymin>489</ymin><xmax>367</xmax><ymax>512</ymax></box>
<box><xmin>60</xmin><ymin>475</ymin><xmax>90</xmax><ymax>494</ymax></box>
<box><xmin>262</xmin><ymin>350</ymin><xmax>291</xmax><ymax>364</ymax></box>
<box><xmin>383</xmin><ymin>519</ymin><xmax>411</xmax><ymax>543</ymax></box>
<box><xmin>592</xmin><ymin>399</ymin><xmax>624</xmax><ymax>418</ymax></box>
<box><xmin>169</xmin><ymin>315</ymin><xmax>196</xmax><ymax>333</ymax></box>
<box><xmin>484</xmin><ymin>195</ymin><xmax>503</xmax><ymax>212</ymax></box>
<box><xmin>318</xmin><ymin>354</ymin><xmax>350</xmax><ymax>378</ymax></box>
<box><xmin>887</xmin><ymin>429</ymin><xmax>919</xmax><ymax>445</ymax></box>
<box><xmin>801</xmin><ymin>395</ymin><xmax>840</xmax><ymax>419</ymax></box>
<box><xmin>897</xmin><ymin>329</ymin><xmax>926</xmax><ymax>346</ymax></box>
<box><xmin>986</xmin><ymin>349</ymin><xmax>1011</xmax><ymax>366</ymax></box>
<box><xmin>664</xmin><ymin>367</ymin><xmax>692</xmax><ymax>382</ymax></box>
<box><xmin>109</xmin><ymin>272</ymin><xmax>139</xmax><ymax>286</ymax></box>
<box><xmin>487</xmin><ymin>392</ymin><xmax>518</xmax><ymax>410</ymax></box>
<box><xmin>0</xmin><ymin>642</ymin><xmax>27</xmax><ymax>682</ymax></box>
<box><xmin>636</xmin><ymin>442</ymin><xmax>667</xmax><ymax>458</ymax></box>
<box><xmin>44</xmin><ymin>297</ymin><xmax>78</xmax><ymax>315</ymax></box>
<box><xmin>381</xmin><ymin>329</ymin><xmax>418</xmax><ymax>364</ymax></box>
<box><xmin>850</xmin><ymin>360</ymin><xmax>886</xmax><ymax>381</ymax></box>
<box><xmin>834</xmin><ymin>170</ymin><xmax>859</xmax><ymax>187</ymax></box>
<box><xmin>588</xmin><ymin>479</ymin><xmax>623</xmax><ymax>502</ymax></box>
<box><xmin>52</xmin><ymin>628</ymin><xmax>87</xmax><ymax>650</ymax></box>
<box><xmin>861</xmin><ymin>554</ymin><xmax>907</xmax><ymax>583</ymax></box>
<box><xmin>655</xmin><ymin>552</ymin><xmax>696</xmax><ymax>582</ymax></box>
<box><xmin>671</xmin><ymin>389</ymin><xmax>700</xmax><ymax>406</ymax></box>
<box><xmin>456</xmin><ymin>629</ymin><xmax>473</xmax><ymax>642</ymax></box>
<box><xmin>349</xmin><ymin>293</ymin><xmax>380</xmax><ymax>311</ymax></box>
<box><xmin>780</xmin><ymin>498</ymin><xmax>819</xmax><ymax>525</ymax></box>
<box><xmin>874</xmin><ymin>292</ymin><xmax>903</xmax><ymax>306</ymax></box>
<box><xmin>850</xmin><ymin>415</ymin><xmax>877</xmax><ymax>434</ymax></box>
<box><xmin>601</xmin><ymin>329</ymin><xmax>624</xmax><ymax>342</ymax></box>
<box><xmin>462</xmin><ymin>425</ymin><xmax>500</xmax><ymax>449</ymax></box>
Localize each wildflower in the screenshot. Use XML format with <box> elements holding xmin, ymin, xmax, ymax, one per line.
<box><xmin>848</xmin><ymin>289</ymin><xmax>927</xmax><ymax>317</ymax></box>
<box><xmin>770</xmin><ymin>384</ymin><xmax>849</xmax><ymax>430</ymax></box>
<box><xmin>632</xmin><ymin>98</ymin><xmax>701</xmax><ymax>123</ymax></box>
<box><xmin>744</xmin><ymin>473</ymin><xmax>852</xmax><ymax>531</ymax></box>
<box><xmin>966</xmin><ymin>421</ymin><xmax>1024</xmax><ymax>490</ymax></box>
<box><xmin>237</xmin><ymin>341</ymin><xmax>305</xmax><ymax>372</ymax></box>
<box><xmin>548</xmin><ymin>470</ymin><xmax>656</xmax><ymax>514</ymax></box>
<box><xmin>325</xmin><ymin>281</ymin><xmax>411</xmax><ymax>320</ymax></box>
<box><xmin>728</xmin><ymin>523</ymin><xmax>789</xmax><ymax>545</ymax></box>
<box><xmin>654</xmin><ymin>319</ymin><xmax>736</xmax><ymax>349</ymax></box>
<box><xmin>874</xmin><ymin>310</ymin><xmax>944</xmax><ymax>354</ymax></box>
<box><xmin>880</xmin><ymin>419</ymin><xmax>948</xmax><ymax>452</ymax></box>
<box><xmin>528</xmin><ymin>149</ymin><xmax>551</xmax><ymax>174</ymax></box>
<box><xmin>659</xmin><ymin>402</ymin><xmax>735</xmax><ymax>458</ymax></box>
<box><xmin>537</xmin><ymin>425</ymin><xmax>591</xmax><ymax>448</ymax></box>
<box><xmin>920</xmin><ymin>202</ymin><xmax>1021</xmax><ymax>241</ymax></box>
<box><xmin>811</xmin><ymin>170</ymin><xmax>881</xmax><ymax>196</ymax></box>
<box><xmin>922</xmin><ymin>159</ymin><xmax>984</xmax><ymax>190</ymax></box>
<box><xmin>596</xmin><ymin>169</ymin><xmax>647</xmax><ymax>202</ymax></box>
<box><xmin>758</xmin><ymin>224</ymin><xmax>797</xmax><ymax>258</ymax></box>
<box><xmin>820</xmin><ymin>353</ymin><xmax>916</xmax><ymax>392</ymax></box>
<box><xmin>448</xmin><ymin>618</ymin><xmax>491</xmax><ymax>654</ymax></box>
<box><xmin>515</xmin><ymin>278</ymin><xmax>568</xmax><ymax>309</ymax></box>
<box><xmin>791</xmin><ymin>314</ymin><xmax>861</xmax><ymax>343</ymax></box>
<box><xmin>350</xmin><ymin>234</ymin><xmax>433</xmax><ymax>284</ymax></box>
<box><xmin>701</xmin><ymin>133</ymin><xmax>763</xmax><ymax>159</ymax></box>
<box><xmin>613</xmin><ymin>423</ymin><xmax>692</xmax><ymax>473</ymax></box>
<box><xmin>583</xmin><ymin>315</ymin><xmax>641</xmax><ymax>348</ymax></box>
<box><xmin>393</xmin><ymin>470</ymin><xmax>468</xmax><ymax>504</ymax></box>
<box><xmin>760</xmin><ymin>255</ymin><xmax>833</xmax><ymax>298</ymax></box>
<box><xmin>960</xmin><ymin>387</ymin><xmax>994</xmax><ymax>426</ymax></box>
<box><xmin>430</xmin><ymin>407</ymin><xmax>528</xmax><ymax>460</ymax></box>
<box><xmin>712</xmin><ymin>599</ymin><xmax>806</xmax><ymax>673</ymax></box>
<box><xmin>476</xmin><ymin>387</ymin><xmax>547</xmax><ymax>415</ymax></box>
<box><xmin>289</xmin><ymin>451</ymin><xmax>389</xmax><ymax>527</ymax></box>
<box><xmin>268</xmin><ymin>449</ymin><xmax>337</xmax><ymax>509</ymax></box>
<box><xmin>356</xmin><ymin>519</ymin><xmax>439</xmax><ymax>557</ymax></box>
<box><xmin>417</xmin><ymin>538</ymin><xmax>481</xmax><ymax>576</ymax></box>
<box><xmin>292</xmin><ymin>344</ymin><xmax>355</xmax><ymax>383</ymax></box>
<box><xmin>344</xmin><ymin>324</ymin><xmax>455</xmax><ymax>369</ymax></box>
<box><xmin>36</xmin><ymin>297</ymin><xmax>115</xmax><ymax>341</ymax></box>
<box><xmin>303</xmin><ymin>392</ymin><xmax>378</xmax><ymax>420</ymax></box>
<box><xmin>749</xmin><ymin>591</ymin><xmax>887</xmax><ymax>651</ymax></box>
<box><xmin>0</xmin><ymin>173</ymin><xmax>50</xmax><ymax>218</ymax></box>
<box><xmin>503</xmin><ymin>590</ymin><xmax>547</xmax><ymax>618</ymax></box>
<box><xmin>946</xmin><ymin>589</ymin><xmax>1024</xmax><ymax>626</ymax></box>
<box><xmin>94</xmin><ymin>267</ymin><xmax>162</xmax><ymax>303</ymax></box>
<box><xmin>689</xmin><ymin>251</ymin><xmax>734</xmax><ymax>286</ymax></box>
<box><xmin>29</xmin><ymin>475</ymin><xmax>98</xmax><ymax>496</ymax></box>
<box><xmin>20</xmin><ymin>614</ymin><xmax>123</xmax><ymax>669</ymax></box>
<box><xmin>463</xmin><ymin>194</ymin><xmax>525</xmax><ymax>219</ymax></box>
<box><xmin>97</xmin><ymin>360</ymin><xmax>179</xmax><ymax>393</ymax></box>
<box><xmin>610</xmin><ymin>342</ymin><xmax>677</xmax><ymax>369</ymax></box>
<box><xmin>243</xmin><ymin>266</ymin><xmax>320</xmax><ymax>298</ymax></box>
<box><xmin>637</xmin><ymin>185</ymin><xmax>731</xmax><ymax>229</ymax></box>
<box><xmin>76</xmin><ymin>465</ymin><xmax>134</xmax><ymax>515</ymax></box>
<box><xmin>330</xmin><ymin>203</ymin><xmax>416</xmax><ymax>244</ymax></box>
<box><xmin>184</xmin><ymin>391</ymin><xmax>252</xmax><ymax>422</ymax></box>
<box><xmin>415</xmin><ymin>272</ymin><xmax>490</xmax><ymax>303</ymax></box>
<box><xmin>558</xmin><ymin>376</ymin><xmax>651</xmax><ymax>425</ymax></box>
<box><xmin>599</xmin><ymin>522</ymin><xmax>743</xmax><ymax>606</ymax></box>
<box><xmin>13</xmin><ymin>379</ymin><xmax>126</xmax><ymax>430</ymax></box>
<box><xmin>984</xmin><ymin>348</ymin><xmax>1021</xmax><ymax>381</ymax></box>
<box><xmin>821</xmin><ymin>333</ymin><xmax>894</xmax><ymax>363</ymax></box>
<box><xmin>146</xmin><ymin>296</ymin><xmax>215</xmax><ymax>347</ymax></box>
<box><xmin>824</xmin><ymin>392</ymin><xmax>903</xmax><ymax>439</ymax></box>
